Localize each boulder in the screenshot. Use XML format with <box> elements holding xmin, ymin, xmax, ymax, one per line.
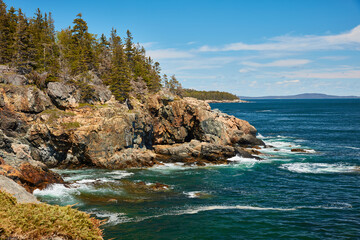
<box><xmin>0</xmin><ymin>85</ymin><xmax>52</xmax><ymax>113</ymax></box>
<box><xmin>93</xmin><ymin>148</ymin><xmax>157</xmax><ymax>169</ymax></box>
<box><xmin>0</xmin><ymin>159</ymin><xmax>64</xmax><ymax>193</ymax></box>
<box><xmin>291</xmin><ymin>148</ymin><xmax>307</xmax><ymax>153</ymax></box>
<box><xmin>47</xmin><ymin>82</ymin><xmax>80</xmax><ymax>109</ymax></box>
<box><xmin>154</xmin><ymin>140</ymin><xmax>259</xmax><ymax>165</ymax></box>
<box><xmin>0</xmin><ymin>73</ymin><xmax>28</xmax><ymax>85</ymax></box>
<box><xmin>0</xmin><ymin>175</ymin><xmax>39</xmax><ymax>203</ymax></box>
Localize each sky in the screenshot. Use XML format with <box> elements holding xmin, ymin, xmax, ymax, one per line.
<box><xmin>4</xmin><ymin>0</ymin><xmax>360</xmax><ymax>96</ymax></box>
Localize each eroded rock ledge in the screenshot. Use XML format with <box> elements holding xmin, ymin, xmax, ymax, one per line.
<box><xmin>0</xmin><ymin>68</ymin><xmax>264</xmax><ymax>192</ymax></box>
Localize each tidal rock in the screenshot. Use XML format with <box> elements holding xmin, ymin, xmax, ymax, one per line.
<box><xmin>291</xmin><ymin>148</ymin><xmax>307</xmax><ymax>153</ymax></box>
<box><xmin>94</xmin><ymin>148</ymin><xmax>156</xmax><ymax>169</ymax></box>
<box><xmin>154</xmin><ymin>140</ymin><xmax>256</xmax><ymax>165</ymax></box>
<box><xmin>0</xmin><ymin>159</ymin><xmax>64</xmax><ymax>192</ymax></box>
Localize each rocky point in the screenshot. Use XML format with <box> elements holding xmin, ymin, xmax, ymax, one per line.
<box><xmin>0</xmin><ymin>65</ymin><xmax>264</xmax><ymax>193</ymax></box>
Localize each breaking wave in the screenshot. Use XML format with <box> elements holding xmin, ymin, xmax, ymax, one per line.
<box><xmin>280</xmin><ymin>163</ymin><xmax>358</xmax><ymax>174</ymax></box>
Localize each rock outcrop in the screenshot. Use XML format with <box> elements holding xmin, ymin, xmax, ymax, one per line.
<box><xmin>0</xmin><ymin>68</ymin><xmax>265</xmax><ymax>191</ymax></box>
<box><xmin>0</xmin><ymin>175</ymin><xmax>39</xmax><ymax>203</ymax></box>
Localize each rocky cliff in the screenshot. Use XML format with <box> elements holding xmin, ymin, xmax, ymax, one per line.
<box><xmin>0</xmin><ymin>65</ymin><xmax>264</xmax><ymax>192</ymax></box>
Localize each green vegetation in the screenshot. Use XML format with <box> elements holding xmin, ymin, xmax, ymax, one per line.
<box><xmin>0</xmin><ymin>190</ymin><xmax>103</xmax><ymax>239</ymax></box>
<box><xmin>183</xmin><ymin>89</ymin><xmax>239</xmax><ymax>101</ymax></box>
<box><xmin>0</xmin><ymin>0</ymin><xmax>166</xmax><ymax>102</ymax></box>
<box><xmin>162</xmin><ymin>74</ymin><xmax>183</xmax><ymax>96</ymax></box>
<box><xmin>40</xmin><ymin>108</ymin><xmax>76</xmax><ymax>124</ymax></box>
<box><xmin>60</xmin><ymin>121</ymin><xmax>81</xmax><ymax>129</ymax></box>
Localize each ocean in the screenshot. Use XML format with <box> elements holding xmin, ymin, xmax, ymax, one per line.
<box><xmin>34</xmin><ymin>99</ymin><xmax>360</xmax><ymax>239</ymax></box>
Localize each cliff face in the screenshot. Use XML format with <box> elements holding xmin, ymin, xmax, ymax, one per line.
<box><xmin>0</xmin><ymin>66</ymin><xmax>264</xmax><ymax>191</ymax></box>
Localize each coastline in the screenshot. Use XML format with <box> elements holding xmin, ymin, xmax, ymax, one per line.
<box><xmin>205</xmin><ymin>99</ymin><xmax>250</xmax><ymax>103</ymax></box>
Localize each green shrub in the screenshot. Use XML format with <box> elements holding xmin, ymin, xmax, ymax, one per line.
<box><xmin>0</xmin><ymin>191</ymin><xmax>103</xmax><ymax>239</ymax></box>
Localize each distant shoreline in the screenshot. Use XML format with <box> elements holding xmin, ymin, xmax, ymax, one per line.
<box><xmin>239</xmin><ymin>93</ymin><xmax>359</xmax><ymax>100</ymax></box>
<box><xmin>205</xmin><ymin>99</ymin><xmax>250</xmax><ymax>103</ymax></box>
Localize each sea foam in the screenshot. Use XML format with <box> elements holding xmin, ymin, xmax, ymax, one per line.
<box><xmin>280</xmin><ymin>163</ymin><xmax>358</xmax><ymax>174</ymax></box>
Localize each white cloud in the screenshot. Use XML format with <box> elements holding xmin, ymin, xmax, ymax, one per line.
<box><xmin>319</xmin><ymin>56</ymin><xmax>349</xmax><ymax>61</ymax></box>
<box><xmin>242</xmin><ymin>59</ymin><xmax>311</xmax><ymax>67</ymax></box>
<box><xmin>276</xmin><ymin>79</ymin><xmax>300</xmax><ymax>85</ymax></box>
<box><xmin>249</xmin><ymin>81</ymin><xmax>258</xmax><ymax>87</ymax></box>
<box><xmin>198</xmin><ymin>25</ymin><xmax>360</xmax><ymax>52</ymax></box>
<box><xmin>239</xmin><ymin>68</ymin><xmax>252</xmax><ymax>73</ymax></box>
<box><xmin>147</xmin><ymin>48</ymin><xmax>194</xmax><ymax>59</ymax></box>
<box><xmin>283</xmin><ymin>70</ymin><xmax>360</xmax><ymax>79</ymax></box>
<box><xmin>140</xmin><ymin>42</ymin><xmax>158</xmax><ymax>48</ymax></box>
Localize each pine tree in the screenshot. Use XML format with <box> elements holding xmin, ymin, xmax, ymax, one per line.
<box><xmin>0</xmin><ymin>0</ymin><xmax>11</xmax><ymax>64</ymax></box>
<box><xmin>124</xmin><ymin>29</ymin><xmax>134</xmax><ymax>65</ymax></box>
<box><xmin>95</xmin><ymin>33</ymin><xmax>111</xmax><ymax>77</ymax></box>
<box><xmin>12</xmin><ymin>8</ymin><xmax>35</xmax><ymax>73</ymax></box>
<box><xmin>108</xmin><ymin>28</ymin><xmax>131</xmax><ymax>102</ymax></box>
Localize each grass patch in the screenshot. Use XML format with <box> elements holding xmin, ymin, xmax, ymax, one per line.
<box><xmin>0</xmin><ymin>191</ymin><xmax>103</xmax><ymax>239</ymax></box>
<box><xmin>40</xmin><ymin>108</ymin><xmax>76</xmax><ymax>124</ymax></box>
<box><xmin>77</xmin><ymin>103</ymin><xmax>109</xmax><ymax>109</ymax></box>
<box><xmin>60</xmin><ymin>121</ymin><xmax>81</xmax><ymax>129</ymax></box>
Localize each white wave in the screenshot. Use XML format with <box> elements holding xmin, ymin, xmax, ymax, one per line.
<box><xmin>76</xmin><ymin>179</ymin><xmax>98</xmax><ymax>184</ymax></box>
<box><xmin>63</xmin><ymin>174</ymin><xmax>94</xmax><ymax>182</ymax></box>
<box><xmin>280</xmin><ymin>163</ymin><xmax>358</xmax><ymax>174</ymax></box>
<box><xmin>179</xmin><ymin>205</ymin><xmax>296</xmax><ymax>214</ymax></box>
<box><xmin>150</xmin><ymin>162</ymin><xmax>196</xmax><ymax>172</ymax></box>
<box><xmin>344</xmin><ymin>146</ymin><xmax>360</xmax><ymax>150</ymax></box>
<box><xmin>265</xmin><ymin>141</ymin><xmax>301</xmax><ymax>149</ymax></box>
<box><xmin>106</xmin><ymin>170</ymin><xmax>134</xmax><ymax>179</ymax></box>
<box><xmin>227</xmin><ymin>155</ymin><xmax>260</xmax><ymax>167</ymax></box>
<box><xmin>298</xmin><ymin>202</ymin><xmax>352</xmax><ymax>210</ymax></box>
<box><xmin>257</xmin><ymin>133</ymin><xmax>265</xmax><ymax>139</ymax></box>
<box><xmin>33</xmin><ymin>183</ymin><xmax>80</xmax><ymax>197</ymax></box>
<box><xmin>183</xmin><ymin>191</ymin><xmax>209</xmax><ymax>198</ymax></box>
<box><xmin>256</xmin><ymin>110</ymin><xmax>273</xmax><ymax>112</ymax></box>
<box><xmin>89</xmin><ymin>210</ymin><xmax>131</xmax><ymax>225</ymax></box>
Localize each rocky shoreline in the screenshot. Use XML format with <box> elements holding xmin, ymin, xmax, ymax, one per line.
<box><xmin>0</xmin><ymin>66</ymin><xmax>265</xmax><ymax>237</ymax></box>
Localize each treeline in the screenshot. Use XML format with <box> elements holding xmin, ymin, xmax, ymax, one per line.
<box><xmin>183</xmin><ymin>89</ymin><xmax>239</xmax><ymax>100</ymax></box>
<box><xmin>0</xmin><ymin>1</ymin><xmax>164</xmax><ymax>101</ymax></box>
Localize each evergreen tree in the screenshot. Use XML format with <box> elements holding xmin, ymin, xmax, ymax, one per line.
<box><xmin>58</xmin><ymin>13</ymin><xmax>95</xmax><ymax>75</ymax></box>
<box><xmin>108</xmin><ymin>28</ymin><xmax>131</xmax><ymax>102</ymax></box>
<box><xmin>12</xmin><ymin>8</ymin><xmax>35</xmax><ymax>72</ymax></box>
<box><xmin>124</xmin><ymin>29</ymin><xmax>134</xmax><ymax>65</ymax></box>
<box><xmin>95</xmin><ymin>33</ymin><xmax>111</xmax><ymax>77</ymax></box>
<box><xmin>0</xmin><ymin>4</ymin><xmax>17</xmax><ymax>64</ymax></box>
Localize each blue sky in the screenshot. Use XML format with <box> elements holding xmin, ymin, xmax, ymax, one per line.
<box><xmin>5</xmin><ymin>0</ymin><xmax>360</xmax><ymax>96</ymax></box>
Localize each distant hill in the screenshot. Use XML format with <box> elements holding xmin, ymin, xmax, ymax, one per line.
<box><xmin>183</xmin><ymin>89</ymin><xmax>239</xmax><ymax>101</ymax></box>
<box><xmin>239</xmin><ymin>93</ymin><xmax>360</xmax><ymax>100</ymax></box>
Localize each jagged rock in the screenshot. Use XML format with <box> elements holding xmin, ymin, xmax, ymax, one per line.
<box><xmin>0</xmin><ymin>175</ymin><xmax>39</xmax><ymax>203</ymax></box>
<box><xmin>0</xmin><ymin>76</ymin><xmax>264</xmax><ymax>171</ymax></box>
<box><xmin>94</xmin><ymin>148</ymin><xmax>157</xmax><ymax>169</ymax></box>
<box><xmin>154</xmin><ymin>140</ymin><xmax>257</xmax><ymax>165</ymax></box>
<box><xmin>0</xmin><ymin>85</ymin><xmax>52</xmax><ymax>113</ymax></box>
<box><xmin>0</xmin><ymin>91</ymin><xmax>4</xmax><ymax>107</ymax></box>
<box><xmin>47</xmin><ymin>82</ymin><xmax>80</xmax><ymax>109</ymax></box>
<box><xmin>291</xmin><ymin>148</ymin><xmax>307</xmax><ymax>153</ymax></box>
<box><xmin>0</xmin><ymin>158</ymin><xmax>64</xmax><ymax>193</ymax></box>
<box><xmin>0</xmin><ymin>72</ymin><xmax>28</xmax><ymax>85</ymax></box>
<box><xmin>0</xmin><ymin>109</ymin><xmax>28</xmax><ymax>138</ymax></box>
<box><xmin>148</xmin><ymin>94</ymin><xmax>264</xmax><ymax>147</ymax></box>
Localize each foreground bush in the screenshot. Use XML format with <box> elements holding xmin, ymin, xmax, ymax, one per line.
<box><xmin>0</xmin><ymin>191</ymin><xmax>103</xmax><ymax>239</ymax></box>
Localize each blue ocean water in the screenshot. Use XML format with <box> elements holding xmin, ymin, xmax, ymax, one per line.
<box><xmin>35</xmin><ymin>99</ymin><xmax>360</xmax><ymax>239</ymax></box>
